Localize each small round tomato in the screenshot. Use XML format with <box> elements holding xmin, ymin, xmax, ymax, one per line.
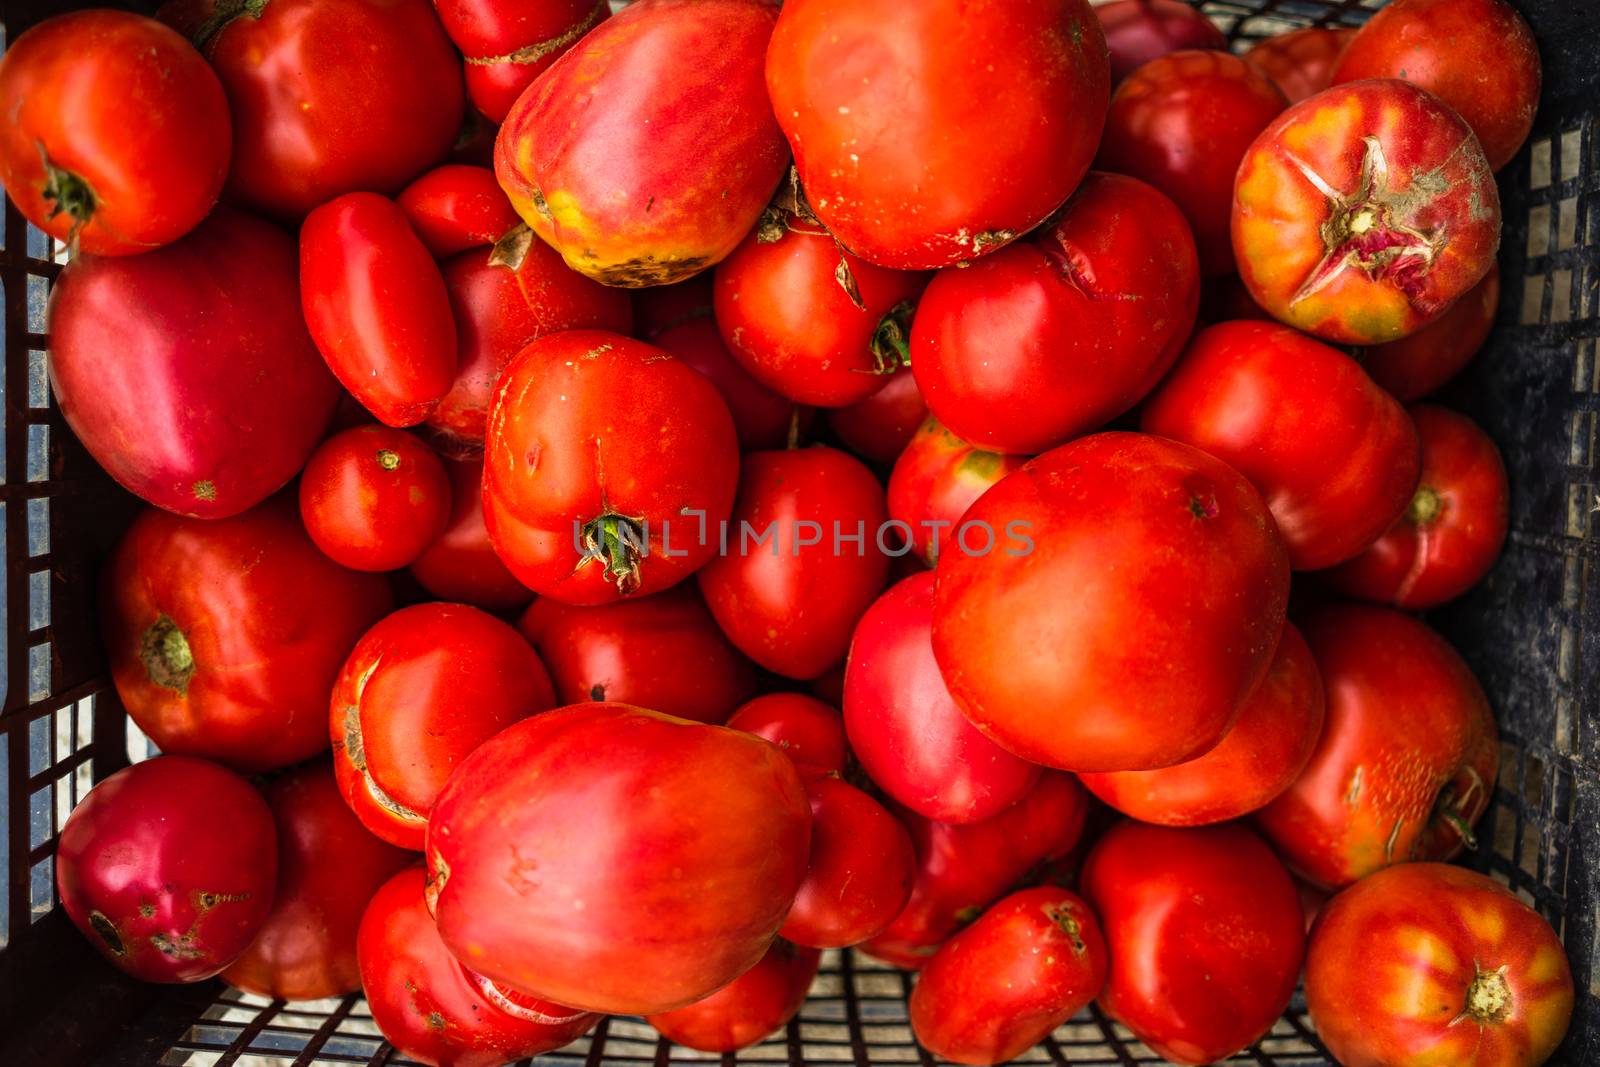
<box><xmin>647</xmin><ymin>940</ymin><xmax>821</xmax><ymax>1053</ymax></box>
<box><xmin>397</xmin><ymin>164</ymin><xmax>522</xmax><ymax>258</ymax></box>
<box><xmin>1233</xmin><ymin>78</ymin><xmax>1501</xmax><ymax>345</ymax></box>
<box><xmin>1306</xmin><ymin>863</ymin><xmax>1574</xmax><ymax>1067</ymax></box>
<box><xmin>726</xmin><ymin>693</ymin><xmax>848</xmax><ymax>774</ymax></box>
<box><xmin>1245</xmin><ymin>27</ymin><xmax>1355</xmax><ymax>104</ymax></box>
<box><xmin>0</xmin><ymin>11</ymin><xmax>229</xmax><ymax>254</ymax></box>
<box><xmin>887</xmin><ymin>420</ymin><xmax>1028</xmax><ymax>566</ymax></box>
<box><xmin>299</xmin><ymin>426</ymin><xmax>453</xmax><ymax>572</ymax></box>
<box><xmin>825</xmin><ymin>367</ymin><xmax>927</xmax><ymax>465</ymax></box>
<box><xmin>910</xmin><ymin>887</ymin><xmax>1107</xmax><ymax>1066</ymax></box>
<box><xmin>1081</xmin><ymin>821</ymin><xmax>1305</xmax><ymax>1066</ymax></box>
<box><xmin>410</xmin><ymin>458</ymin><xmax>536</xmax><ymax>610</ymax></box>
<box><xmin>781</xmin><ymin>776</ymin><xmax>915</xmax><ymax>949</ymax></box>
<box><xmin>653</xmin><ymin>316</ymin><xmax>811</xmax><ymax>452</ymax></box>
<box><xmin>1361</xmin><ymin>263</ymin><xmax>1500</xmax><ymax>402</ymax></box>
<box><xmin>1096</xmin><ymin>0</ymin><xmax>1227</xmax><ymax>84</ymax></box>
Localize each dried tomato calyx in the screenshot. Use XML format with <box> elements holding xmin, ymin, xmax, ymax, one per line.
<box><xmin>580</xmin><ymin>512</ymin><xmax>647</xmax><ymax>595</ymax></box>
<box><xmin>1461</xmin><ymin>963</ymin><xmax>1514</xmax><ymax>1025</ymax></box>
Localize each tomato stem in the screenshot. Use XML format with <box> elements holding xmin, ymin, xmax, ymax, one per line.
<box><xmin>581</xmin><ymin>513</ymin><xmax>646</xmax><ymax>595</ymax></box>
<box><xmin>871</xmin><ymin>300</ymin><xmax>916</xmax><ymax>372</ymax></box>
<box><xmin>140</xmin><ymin>615</ymin><xmax>195</xmax><ymax>694</ymax></box>
<box><xmin>1407</xmin><ymin>485</ymin><xmax>1444</xmax><ymax>526</ymax></box>
<box><xmin>38</xmin><ymin>150</ymin><xmax>96</xmax><ymax>247</ymax></box>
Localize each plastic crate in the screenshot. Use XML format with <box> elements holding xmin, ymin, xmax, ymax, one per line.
<box><xmin>1</xmin><ymin>0</ymin><xmax>1596</xmax><ymax>1063</ymax></box>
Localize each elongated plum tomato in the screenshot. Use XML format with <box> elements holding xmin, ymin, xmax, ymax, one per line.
<box><xmin>1256</xmin><ymin>604</ymin><xmax>1498</xmax><ymax>890</ymax></box>
<box><xmin>451</xmin><ymin>0</ymin><xmax>610</xmax><ymax>123</ymax></box>
<box><xmin>1096</xmin><ymin>0</ymin><xmax>1226</xmax><ymax>84</ymax></box>
<box><xmin>845</xmin><ymin>573</ymin><xmax>1040</xmax><ymax>824</ymax></box>
<box><xmin>766</xmin><ymin>0</ymin><xmax>1110</xmax><ymax>270</ymax></box>
<box><xmin>397</xmin><ymin>164</ymin><xmax>522</xmax><ymax>258</ymax></box>
<box><xmin>103</xmin><ymin>499</ymin><xmax>393</xmax><ymax>773</ymax></box>
<box><xmin>781</xmin><ymin>776</ymin><xmax>915</xmax><ymax>949</ymax></box>
<box><xmin>359</xmin><ymin>866</ymin><xmax>598</xmax><ymax>1067</ymax></box>
<box><xmin>726</xmin><ymin>693</ymin><xmax>848</xmax><ymax>774</ymax></box>
<box><xmin>1079</xmin><ymin>623</ymin><xmax>1324</xmax><ymax>825</ymax></box>
<box><xmin>299</xmin><ymin>426</ymin><xmax>453</xmax><ymax>572</ymax></box>
<box><xmin>1232</xmin><ymin>79</ymin><xmax>1501</xmax><ymax>345</ymax></box>
<box><xmin>0</xmin><ymin>11</ymin><xmax>229</xmax><ymax>254</ymax></box>
<box><xmin>888</xmin><ymin>420</ymin><xmax>1028</xmax><ymax>566</ymax></box>
<box><xmin>1360</xmin><ymin>263</ymin><xmax>1500</xmax><ymax>402</ymax></box>
<box><xmin>1141</xmin><ymin>320</ymin><xmax>1422</xmax><ymax>570</ymax></box>
<box><xmin>517</xmin><ymin>585</ymin><xmax>761</xmax><ymax>724</ymax></box>
<box><xmin>1245</xmin><ymin>27</ymin><xmax>1355</xmax><ymax>104</ymax></box>
<box><xmin>332</xmin><ymin>603</ymin><xmax>556</xmax><ymax>850</ymax></box>
<box><xmin>911</xmin><ymin>171</ymin><xmax>1200</xmax><ymax>455</ymax></box>
<box><xmin>910</xmin><ymin>887</ymin><xmax>1108</xmax><ymax>1066</ymax></box>
<box><xmin>48</xmin><ymin>207</ymin><xmax>339</xmax><ymax>519</ymax></box>
<box><xmin>1306</xmin><ymin>863</ymin><xmax>1574</xmax><ymax>1067</ymax></box>
<box><xmin>410</xmin><ymin>458</ymin><xmax>536</xmax><ymax>611</ymax></box>
<box><xmin>933</xmin><ymin>432</ymin><xmax>1290</xmax><ymax>773</ymax></box>
<box><xmin>653</xmin><ymin>316</ymin><xmax>810</xmax><ymax>452</ymax></box>
<box><xmin>56</xmin><ymin>756</ymin><xmax>277</xmax><ymax>983</ymax></box>
<box><xmin>825</xmin><ymin>367</ymin><xmax>927</xmax><ymax>465</ymax></box>
<box><xmin>495</xmin><ymin>0</ymin><xmax>786</xmax><ymax>285</ymax></box>
<box><xmin>647</xmin><ymin>940</ymin><xmax>821</xmax><ymax>1053</ymax></box>
<box><xmin>482</xmin><ymin>331</ymin><xmax>739</xmax><ymax>604</ymax></box>
<box><xmin>426</xmin><ymin>704</ymin><xmax>811</xmax><ymax>1014</ymax></box>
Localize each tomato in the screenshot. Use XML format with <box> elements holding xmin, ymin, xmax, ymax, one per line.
<box><xmin>159</xmin><ymin>0</ymin><xmax>463</xmax><ymax>220</ymax></box>
<box><xmin>646</xmin><ymin>940</ymin><xmax>821</xmax><ymax>1053</ymax></box>
<box><xmin>300</xmin><ymin>193</ymin><xmax>459</xmax><ymax>428</ymax></box>
<box><xmin>483</xmin><ymin>331</ymin><xmax>739</xmax><ymax>604</ymax></box>
<box><xmin>426</xmin><ymin>704</ymin><xmax>811</xmax><ymax>1014</ymax></box>
<box><xmin>845</xmin><ymin>574</ymin><xmax>1040</xmax><ymax>824</ymax></box>
<box><xmin>653</xmin><ymin>316</ymin><xmax>811</xmax><ymax>452</ymax></box>
<box><xmin>224</xmin><ymin>762</ymin><xmax>412</xmax><ymax>1000</ymax></box>
<box><xmin>433</xmin><ymin>0</ymin><xmax>609</xmax><ymax>122</ymax></box>
<box><xmin>1095</xmin><ymin>0</ymin><xmax>1227</xmax><ymax>85</ymax></box>
<box><xmin>103</xmin><ymin>499</ymin><xmax>393</xmax><ymax>774</ymax></box>
<box><xmin>1141</xmin><ymin>320</ymin><xmax>1422</xmax><ymax>570</ymax></box>
<box><xmin>1306</xmin><ymin>863</ymin><xmax>1574</xmax><ymax>1067</ymax></box>
<box><xmin>825</xmin><ymin>367</ymin><xmax>927</xmax><ymax>465</ymax></box>
<box><xmin>909</xmin><ymin>887</ymin><xmax>1107</xmax><ymax>1066</ymax></box>
<box><xmin>888</xmin><ymin>420</ymin><xmax>1028</xmax><ymax>566</ymax></box>
<box><xmin>359</xmin><ymin>866</ymin><xmax>598</xmax><ymax>1067</ymax></box>
<box><xmin>698</xmin><ymin>447</ymin><xmax>891</xmax><ymax>679</ymax></box>
<box><xmin>1332</xmin><ymin>0</ymin><xmax>1540</xmax><ymax>172</ymax></box>
<box><xmin>767</xmin><ymin>0</ymin><xmax>1110</xmax><ymax>270</ymax></box>
<box><xmin>911</xmin><ymin>172</ymin><xmax>1201</xmax><ymax>454</ymax></box>
<box><xmin>496</xmin><ymin>0</ymin><xmax>785</xmax><ymax>285</ymax></box>
<box><xmin>1361</xmin><ymin>263</ymin><xmax>1500</xmax><ymax>402</ymax></box>
<box><xmin>1079</xmin><ymin>623</ymin><xmax>1324</xmax><ymax>825</ymax></box>
<box><xmin>299</xmin><ymin>426</ymin><xmax>453</xmax><ymax>572</ymax></box>
<box><xmin>1198</xmin><ymin>272</ymin><xmax>1275</xmax><ymax>325</ymax></box>
<box><xmin>410</xmin><ymin>458</ymin><xmax>536</xmax><ymax>611</ymax></box>
<box><xmin>55</xmin><ymin>757</ymin><xmax>277</xmax><ymax>983</ymax></box>
<box><xmin>0</xmin><ymin>11</ymin><xmax>229</xmax><ymax>254</ymax></box>
<box><xmin>1081</xmin><ymin>821</ymin><xmax>1304</xmax><ymax>1065</ymax></box>
<box><xmin>781</xmin><ymin>776</ymin><xmax>915</xmax><ymax>949</ymax></box>
<box><xmin>517</xmin><ymin>585</ymin><xmax>761</xmax><ymax>725</ymax></box>
<box><xmin>1245</xmin><ymin>27</ymin><xmax>1355</xmax><ymax>104</ymax></box>
<box><xmin>726</xmin><ymin>693</ymin><xmax>848</xmax><ymax>775</ymax></box>
<box><xmin>48</xmin><ymin>207</ymin><xmax>338</xmax><ymax>519</ymax></box>
<box><xmin>932</xmin><ymin>432</ymin><xmax>1290</xmax><ymax>772</ymax></box>
<box><xmin>397</xmin><ymin>164</ymin><xmax>522</xmax><ymax>258</ymax></box>
<box><xmin>1233</xmin><ymin>79</ymin><xmax>1501</xmax><ymax>345</ymax></box>
<box><xmin>1256</xmin><ymin>604</ymin><xmax>1498</xmax><ymax>890</ymax></box>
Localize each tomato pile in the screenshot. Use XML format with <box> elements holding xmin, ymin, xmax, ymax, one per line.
<box><xmin>0</xmin><ymin>0</ymin><xmax>1576</xmax><ymax>1064</ymax></box>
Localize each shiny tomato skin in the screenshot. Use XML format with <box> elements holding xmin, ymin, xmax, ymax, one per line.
<box><xmin>0</xmin><ymin>11</ymin><xmax>229</xmax><ymax>255</ymax></box>
<box><xmin>767</xmin><ymin>0</ymin><xmax>1110</xmax><ymax>270</ymax></box>
<box><xmin>103</xmin><ymin>499</ymin><xmax>393</xmax><ymax>774</ymax></box>
<box><xmin>436</xmin><ymin>0</ymin><xmax>608</xmax><ymax>122</ymax></box>
<box><xmin>56</xmin><ymin>757</ymin><xmax>277</xmax><ymax>983</ymax></box>
<box><xmin>1256</xmin><ymin>604</ymin><xmax>1498</xmax><ymax>890</ymax></box>
<box><xmin>910</xmin><ymin>887</ymin><xmax>1107</xmax><ymax>1066</ymax></box>
<box><xmin>726</xmin><ymin>693</ymin><xmax>848</xmax><ymax>774</ymax></box>
<box><xmin>698</xmin><ymin>447</ymin><xmax>891</xmax><ymax>680</ymax></box>
<box><xmin>647</xmin><ymin>940</ymin><xmax>821</xmax><ymax>1053</ymax></box>
<box><xmin>1081</xmin><ymin>821</ymin><xmax>1305</xmax><ymax>1065</ymax></box>
<box><xmin>1361</xmin><ymin>263</ymin><xmax>1500</xmax><ymax>402</ymax></box>
<box><xmin>299</xmin><ymin>426</ymin><xmax>453</xmax><ymax>572</ymax></box>
<box><xmin>1245</xmin><ymin>27</ymin><xmax>1355</xmax><ymax>104</ymax></box>
<box><xmin>410</xmin><ymin>458</ymin><xmax>536</xmax><ymax>611</ymax></box>
<box><xmin>911</xmin><ymin>171</ymin><xmax>1201</xmax><ymax>454</ymax></box>
<box><xmin>932</xmin><ymin>432</ymin><xmax>1290</xmax><ymax>773</ymax></box>
<box><xmin>652</xmin><ymin>315</ymin><xmax>811</xmax><ymax>452</ymax></box>
<box><xmin>825</xmin><ymin>367</ymin><xmax>927</xmax><ymax>465</ymax></box>
<box><xmin>888</xmin><ymin>420</ymin><xmax>1028</xmax><ymax>566</ymax></box>
<box><xmin>1306</xmin><ymin>863</ymin><xmax>1574</xmax><ymax>1067</ymax></box>
<box><xmin>1096</xmin><ymin>0</ymin><xmax>1226</xmax><ymax>85</ymax></box>
<box><xmin>397</xmin><ymin>164</ymin><xmax>522</xmax><ymax>258</ymax></box>
<box><xmin>781</xmin><ymin>777</ymin><xmax>914</xmax><ymax>949</ymax></box>
<box><xmin>1141</xmin><ymin>320</ymin><xmax>1422</xmax><ymax>570</ymax></box>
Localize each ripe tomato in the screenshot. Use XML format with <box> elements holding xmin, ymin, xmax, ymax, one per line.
<box><xmin>103</xmin><ymin>499</ymin><xmax>393</xmax><ymax>774</ymax></box>
<box><xmin>726</xmin><ymin>693</ymin><xmax>848</xmax><ymax>775</ymax></box>
<box><xmin>1233</xmin><ymin>79</ymin><xmax>1501</xmax><ymax>345</ymax></box>
<box><xmin>932</xmin><ymin>432</ymin><xmax>1290</xmax><ymax>773</ymax></box>
<box><xmin>781</xmin><ymin>777</ymin><xmax>914</xmax><ymax>949</ymax></box>
<box><xmin>0</xmin><ymin>11</ymin><xmax>229</xmax><ymax>254</ymax></box>
<box><xmin>911</xmin><ymin>171</ymin><xmax>1200</xmax><ymax>454</ymax></box>
<box><xmin>56</xmin><ymin>757</ymin><xmax>277</xmax><ymax>983</ymax></box>
<box><xmin>397</xmin><ymin>164</ymin><xmax>522</xmax><ymax>258</ymax></box>
<box><xmin>299</xmin><ymin>426</ymin><xmax>453</xmax><ymax>572</ymax></box>
<box><xmin>410</xmin><ymin>458</ymin><xmax>536</xmax><ymax>611</ymax></box>
<box><xmin>1306</xmin><ymin>863</ymin><xmax>1574</xmax><ymax>1067</ymax></box>
<box><xmin>1095</xmin><ymin>0</ymin><xmax>1227</xmax><ymax>84</ymax></box>
<box><xmin>646</xmin><ymin>940</ymin><xmax>821</xmax><ymax>1053</ymax></box>
<box><xmin>887</xmin><ymin>420</ymin><xmax>1028</xmax><ymax>566</ymax></box>
<box><xmin>433</xmin><ymin>0</ymin><xmax>608</xmax><ymax>122</ymax></box>
<box><xmin>825</xmin><ymin>367</ymin><xmax>927</xmax><ymax>465</ymax></box>
<box><xmin>1361</xmin><ymin>263</ymin><xmax>1500</xmax><ymax>402</ymax></box>
<box><xmin>1141</xmin><ymin>320</ymin><xmax>1422</xmax><ymax>570</ymax></box>
<box><xmin>1256</xmin><ymin>604</ymin><xmax>1498</xmax><ymax>890</ymax></box>
<box><xmin>653</xmin><ymin>316</ymin><xmax>811</xmax><ymax>452</ymax></box>
<box><xmin>767</xmin><ymin>0</ymin><xmax>1110</xmax><ymax>270</ymax></box>
<box><xmin>1245</xmin><ymin>27</ymin><xmax>1355</xmax><ymax>104</ymax></box>
<box><xmin>1081</xmin><ymin>821</ymin><xmax>1304</xmax><ymax>1065</ymax></box>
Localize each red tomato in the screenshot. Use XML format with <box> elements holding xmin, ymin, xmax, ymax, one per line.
<box><xmin>911</xmin><ymin>172</ymin><xmax>1201</xmax><ymax>454</ymax></box>
<box><xmin>434</xmin><ymin>0</ymin><xmax>609</xmax><ymax>122</ymax></box>
<box><xmin>633</xmin><ymin>274</ymin><xmax>716</xmax><ymax>337</ymax></box>
<box><xmin>224</xmin><ymin>762</ymin><xmax>412</xmax><ymax>1000</ymax></box>
<box><xmin>932</xmin><ymin>432</ymin><xmax>1290</xmax><ymax>772</ymax></box>
<box><xmin>646</xmin><ymin>940</ymin><xmax>821</xmax><ymax>1053</ymax></box>
<box><xmin>726</xmin><ymin>693</ymin><xmax>848</xmax><ymax>775</ymax></box>
<box><xmin>48</xmin><ymin>207</ymin><xmax>338</xmax><ymax>519</ymax></box>
<box><xmin>483</xmin><ymin>331</ymin><xmax>739</xmax><ymax>604</ymax></box>
<box><xmin>1233</xmin><ymin>79</ymin><xmax>1501</xmax><ymax>345</ymax></box>
<box><xmin>1245</xmin><ymin>27</ymin><xmax>1355</xmax><ymax>104</ymax></box>
<box><xmin>1361</xmin><ymin>263</ymin><xmax>1501</xmax><ymax>402</ymax></box>
<box><xmin>410</xmin><ymin>458</ymin><xmax>536</xmax><ymax>611</ymax></box>
<box><xmin>888</xmin><ymin>420</ymin><xmax>1028</xmax><ymax>566</ymax></box>
<box><xmin>299</xmin><ymin>426</ymin><xmax>453</xmax><ymax>572</ymax></box>
<box><xmin>1256</xmin><ymin>604</ymin><xmax>1498</xmax><ymax>890</ymax></box>
<box><xmin>103</xmin><ymin>499</ymin><xmax>393</xmax><ymax>773</ymax></box>
<box><xmin>517</xmin><ymin>585</ymin><xmax>761</xmax><ymax>724</ymax></box>
<box><xmin>1141</xmin><ymin>320</ymin><xmax>1422</xmax><ymax>570</ymax></box>
<box><xmin>426</xmin><ymin>704</ymin><xmax>812</xmax><ymax>1014</ymax></box>
<box><xmin>55</xmin><ymin>757</ymin><xmax>277</xmax><ymax>983</ymax></box>
<box><xmin>397</xmin><ymin>164</ymin><xmax>522</xmax><ymax>258</ymax></box>
<box><xmin>767</xmin><ymin>0</ymin><xmax>1110</xmax><ymax>270</ymax></box>
<box><xmin>909</xmin><ymin>887</ymin><xmax>1107</xmax><ymax>1066</ymax></box>
<box><xmin>698</xmin><ymin>447</ymin><xmax>891</xmax><ymax>680</ymax></box>
<box><xmin>653</xmin><ymin>316</ymin><xmax>812</xmax><ymax>452</ymax></box>
<box><xmin>1081</xmin><ymin>821</ymin><xmax>1304</xmax><ymax>1065</ymax></box>
<box><xmin>0</xmin><ymin>11</ymin><xmax>229</xmax><ymax>254</ymax></box>
<box><xmin>1198</xmin><ymin>272</ymin><xmax>1275</xmax><ymax>325</ymax></box>
<box><xmin>359</xmin><ymin>866</ymin><xmax>598</xmax><ymax>1067</ymax></box>
<box><xmin>780</xmin><ymin>777</ymin><xmax>914</xmax><ymax>949</ymax></box>
<box><xmin>1095</xmin><ymin>0</ymin><xmax>1227</xmax><ymax>84</ymax></box>
<box><xmin>1306</xmin><ymin>863</ymin><xmax>1574</xmax><ymax>1067</ymax></box>
<box><xmin>825</xmin><ymin>367</ymin><xmax>928</xmax><ymax>465</ymax></box>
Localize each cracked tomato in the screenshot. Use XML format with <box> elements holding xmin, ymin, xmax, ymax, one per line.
<box><xmin>433</xmin><ymin>0</ymin><xmax>608</xmax><ymax>122</ymax></box>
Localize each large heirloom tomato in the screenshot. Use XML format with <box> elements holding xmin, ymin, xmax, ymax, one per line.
<box><xmin>434</xmin><ymin>0</ymin><xmax>608</xmax><ymax>122</ymax></box>
<box><xmin>299</xmin><ymin>426</ymin><xmax>453</xmax><ymax>572</ymax></box>
<box><xmin>932</xmin><ymin>433</ymin><xmax>1290</xmax><ymax>773</ymax></box>
<box><xmin>1095</xmin><ymin>0</ymin><xmax>1226</xmax><ymax>85</ymax></box>
<box><xmin>1245</xmin><ymin>27</ymin><xmax>1355</xmax><ymax>104</ymax></box>
<box><xmin>888</xmin><ymin>420</ymin><xmax>1028</xmax><ymax>566</ymax></box>
<box><xmin>410</xmin><ymin>458</ymin><xmax>535</xmax><ymax>611</ymax></box>
<box><xmin>397</xmin><ymin>164</ymin><xmax>523</xmax><ymax>258</ymax></box>
<box><xmin>781</xmin><ymin>776</ymin><xmax>915</xmax><ymax>950</ymax></box>
<box><xmin>103</xmin><ymin>500</ymin><xmax>393</xmax><ymax>774</ymax></box>
<box><xmin>767</xmin><ymin>0</ymin><xmax>1110</xmax><ymax>270</ymax></box>
<box><xmin>1362</xmin><ymin>263</ymin><xmax>1500</xmax><ymax>402</ymax></box>
<box><xmin>646</xmin><ymin>940</ymin><xmax>821</xmax><ymax>1053</ymax></box>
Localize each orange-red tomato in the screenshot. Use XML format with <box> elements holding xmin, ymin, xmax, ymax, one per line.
<box><xmin>780</xmin><ymin>776</ymin><xmax>915</xmax><ymax>949</ymax></box>
<box><xmin>1361</xmin><ymin>264</ymin><xmax>1501</xmax><ymax>402</ymax></box>
<box><xmin>646</xmin><ymin>940</ymin><xmax>820</xmax><ymax>1053</ymax></box>
<box><xmin>888</xmin><ymin>420</ymin><xmax>1029</xmax><ymax>566</ymax></box>
<box><xmin>299</xmin><ymin>426</ymin><xmax>453</xmax><ymax>572</ymax></box>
